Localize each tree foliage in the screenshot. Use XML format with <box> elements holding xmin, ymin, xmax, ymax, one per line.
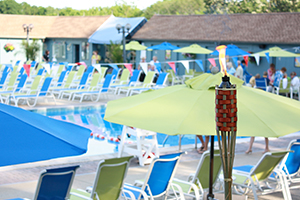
<box><xmin>20</xmin><ymin>39</ymin><xmax>40</xmax><ymax>61</ymax></box>
<box><xmin>105</xmin><ymin>41</ymin><xmax>123</xmax><ymax>63</ymax></box>
<box><xmin>0</xmin><ymin>0</ymin><xmax>299</xmax><ymax>19</ymax></box>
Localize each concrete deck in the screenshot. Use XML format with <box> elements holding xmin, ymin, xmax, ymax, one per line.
<box><xmin>0</xmin><ymin>96</ymin><xmax>300</xmax><ymax>199</ymax></box>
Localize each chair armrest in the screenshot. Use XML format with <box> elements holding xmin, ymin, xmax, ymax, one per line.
<box><xmin>124</xmin><ymin>184</ymin><xmax>149</xmax><ymax>200</ymax></box>
<box><xmin>70</xmin><ymin>189</ymin><xmax>93</xmax><ymax>200</ymax></box>
<box><xmin>122</xmin><ymin>189</ymin><xmax>137</xmax><ymax>200</ymax></box>
<box><xmin>170</xmin><ymin>182</ymin><xmax>187</xmax><ymax>200</ymax></box>
<box><xmin>173</xmin><ymin>178</ymin><xmax>202</xmax><ymax>199</ymax></box>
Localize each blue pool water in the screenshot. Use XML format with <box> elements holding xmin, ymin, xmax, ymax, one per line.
<box><xmin>31</xmin><ymin>105</ymin><xmax>247</xmax><ymax>155</ymax></box>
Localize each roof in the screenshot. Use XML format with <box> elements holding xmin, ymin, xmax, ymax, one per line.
<box><xmin>132</xmin><ymin>13</ymin><xmax>300</xmax><ymax>44</ymax></box>
<box><xmin>88</xmin><ymin>15</ymin><xmax>147</xmax><ymax>44</ymax></box>
<box><xmin>0</xmin><ymin>14</ymin><xmax>110</xmax><ymax>39</ymax></box>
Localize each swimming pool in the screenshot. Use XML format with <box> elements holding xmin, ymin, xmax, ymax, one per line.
<box><xmin>30</xmin><ymin>105</ymin><xmax>201</xmax><ymax>156</ymax></box>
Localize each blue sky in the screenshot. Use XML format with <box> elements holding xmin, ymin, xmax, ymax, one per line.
<box><xmin>15</xmin><ymin>0</ymin><xmax>161</xmax><ymax>10</ymax></box>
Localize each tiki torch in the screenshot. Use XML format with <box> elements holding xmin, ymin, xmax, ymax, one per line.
<box><xmin>215</xmin><ymin>45</ymin><xmax>237</xmax><ymax>200</ymax></box>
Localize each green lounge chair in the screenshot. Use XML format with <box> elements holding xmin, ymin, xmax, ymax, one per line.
<box><xmin>118</xmin><ymin>71</ymin><xmax>156</xmax><ymax>96</ymax></box>
<box><xmin>112</xmin><ymin>68</ymin><xmax>130</xmax><ymax>85</ymax></box>
<box><xmin>2</xmin><ymin>72</ymin><xmax>18</xmax><ymax>91</ymax></box>
<box><xmin>50</xmin><ymin>71</ymin><xmax>76</xmax><ymax>97</ymax></box>
<box><xmin>172</xmin><ymin>150</ymin><xmax>222</xmax><ymax>200</ymax></box>
<box><xmin>70</xmin><ymin>156</ymin><xmax>134</xmax><ymax>200</ymax></box>
<box><xmin>232</xmin><ymin>151</ymin><xmax>291</xmax><ymax>200</ymax></box>
<box><xmin>166</xmin><ymin>69</ymin><xmax>183</xmax><ymax>86</ymax></box>
<box><xmin>274</xmin><ymin>80</ymin><xmax>291</xmax><ymax>96</ymax></box>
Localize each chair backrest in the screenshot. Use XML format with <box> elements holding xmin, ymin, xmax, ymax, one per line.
<box><xmin>111</xmin><ymin>68</ymin><xmax>121</xmax><ymax>80</ymax></box>
<box><xmin>37</xmin><ymin>68</ymin><xmax>44</xmax><ymax>76</ymax></box>
<box><xmin>155</xmin><ymin>73</ymin><xmax>168</xmax><ymax>86</ymax></box>
<box><xmin>18</xmin><ymin>67</ymin><xmax>25</xmax><ymax>77</ymax></box>
<box><xmin>30</xmin><ymin>61</ymin><xmax>37</xmax><ymax>68</ymax></box>
<box><xmin>15</xmin><ymin>74</ymin><xmax>28</xmax><ymax>92</ymax></box>
<box><xmin>119</xmin><ymin>69</ymin><xmax>130</xmax><ymax>83</ymax></box>
<box><xmin>102</xmin><ymin>74</ymin><xmax>114</xmax><ymax>92</ymax></box>
<box><xmin>282</xmin><ymin>139</ymin><xmax>300</xmax><ymax>176</ymax></box>
<box><xmin>90</xmin><ymin>156</ymin><xmax>134</xmax><ymax>200</ymax></box>
<box><xmin>57</xmin><ymin>71</ymin><xmax>68</xmax><ymax>87</ymax></box>
<box><xmin>129</xmin><ymin>70</ymin><xmax>141</xmax><ymax>84</ymax></box>
<box><xmin>142</xmin><ymin>71</ymin><xmax>156</xmax><ymax>85</ymax></box>
<box><xmin>101</xmin><ymin>67</ymin><xmax>108</xmax><ymax>75</ymax></box>
<box><xmin>255</xmin><ymin>78</ymin><xmax>267</xmax><ymax>91</ymax></box>
<box><xmin>0</xmin><ymin>71</ymin><xmax>9</xmax><ymax>87</ymax></box>
<box><xmin>34</xmin><ymin>165</ymin><xmax>79</xmax><ymax>200</ymax></box>
<box><xmin>6</xmin><ymin>72</ymin><xmax>18</xmax><ymax>90</ymax></box>
<box><xmin>12</xmin><ymin>65</ymin><xmax>19</xmax><ymax>73</ymax></box>
<box><xmin>76</xmin><ymin>65</ymin><xmax>85</xmax><ymax>77</ymax></box>
<box><xmin>193</xmin><ymin>150</ymin><xmax>222</xmax><ymax>189</ymax></box>
<box><xmin>66</xmin><ymin>65</ymin><xmax>73</xmax><ymax>72</ymax></box>
<box><xmin>2</xmin><ymin>65</ymin><xmax>10</xmax><ymax>74</ymax></box>
<box><xmin>251</xmin><ymin>151</ymin><xmax>289</xmax><ymax>181</ymax></box>
<box><xmin>89</xmin><ymin>73</ymin><xmax>101</xmax><ymax>88</ymax></box>
<box><xmin>39</xmin><ymin>77</ymin><xmax>52</xmax><ymax>96</ymax></box>
<box><xmin>141</xmin><ymin>152</ymin><xmax>183</xmax><ymax>198</ymax></box>
<box><xmin>78</xmin><ymin>72</ymin><xmax>90</xmax><ymax>86</ymax></box>
<box><xmin>244</xmin><ymin>75</ymin><xmax>252</xmax><ymax>84</ymax></box>
<box><xmin>64</xmin><ymin>71</ymin><xmax>76</xmax><ymax>88</ymax></box>
<box><xmin>86</xmin><ymin>66</ymin><xmax>94</xmax><ymax>74</ymax></box>
<box><xmin>279</xmin><ymin>79</ymin><xmax>291</xmax><ymax>93</ymax></box>
<box><xmin>29</xmin><ymin>76</ymin><xmax>42</xmax><ymax>94</ymax></box>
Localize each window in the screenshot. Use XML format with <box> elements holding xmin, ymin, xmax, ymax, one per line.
<box><xmin>81</xmin><ymin>42</ymin><xmax>90</xmax><ymax>60</ymax></box>
<box><xmin>52</xmin><ymin>42</ymin><xmax>66</xmax><ymax>59</ymax></box>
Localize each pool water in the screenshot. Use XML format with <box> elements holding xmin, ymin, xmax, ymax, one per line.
<box><xmin>31</xmin><ymin>105</ymin><xmax>247</xmax><ymax>156</ymax></box>
<box><xmin>31</xmin><ymin>105</ymin><xmax>201</xmax><ymax>155</ymax></box>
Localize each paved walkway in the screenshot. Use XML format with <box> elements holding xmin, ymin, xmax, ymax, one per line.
<box><xmin>1</xmin><ymin>97</ymin><xmax>300</xmax><ymax>199</ymax></box>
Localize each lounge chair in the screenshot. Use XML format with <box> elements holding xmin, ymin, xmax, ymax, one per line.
<box><xmin>113</xmin><ymin>68</ymin><xmax>130</xmax><ymax>85</ymax></box>
<box><xmin>167</xmin><ymin>69</ymin><xmax>183</xmax><ymax>86</ymax></box>
<box><xmin>232</xmin><ymin>151</ymin><xmax>291</xmax><ymax>200</ymax></box>
<box><xmin>254</xmin><ymin>78</ymin><xmax>267</xmax><ymax>91</ymax></box>
<box><xmin>123</xmin><ymin>152</ymin><xmax>185</xmax><ymax>200</ymax></box>
<box><xmin>118</xmin><ymin>71</ymin><xmax>156</xmax><ymax>96</ymax></box>
<box><xmin>70</xmin><ymin>156</ymin><xmax>134</xmax><ymax>200</ymax></box>
<box><xmin>129</xmin><ymin>72</ymin><xmax>169</xmax><ymax>96</ymax></box>
<box><xmin>110</xmin><ymin>69</ymin><xmax>141</xmax><ymax>94</ymax></box>
<box><xmin>7</xmin><ymin>165</ymin><xmax>80</xmax><ymax>200</ymax></box>
<box><xmin>71</xmin><ymin>74</ymin><xmax>114</xmax><ymax>102</ymax></box>
<box><xmin>50</xmin><ymin>71</ymin><xmax>76</xmax><ymax>95</ymax></box>
<box><xmin>172</xmin><ymin>150</ymin><xmax>222</xmax><ymax>200</ymax></box>
<box><xmin>273</xmin><ymin>80</ymin><xmax>291</xmax><ymax>96</ymax></box>
<box><xmin>6</xmin><ymin>77</ymin><xmax>56</xmax><ymax>107</ymax></box>
<box><xmin>74</xmin><ymin>65</ymin><xmax>86</xmax><ymax>81</ymax></box>
<box><xmin>1</xmin><ymin>72</ymin><xmax>18</xmax><ymax>90</ymax></box>
<box><xmin>51</xmin><ymin>70</ymin><xmax>68</xmax><ymax>87</ymax></box>
<box><xmin>0</xmin><ymin>74</ymin><xmax>27</xmax><ymax>103</ymax></box>
<box><xmin>0</xmin><ymin>71</ymin><xmax>9</xmax><ymax>89</ymax></box>
<box><xmin>244</xmin><ymin>75</ymin><xmax>252</xmax><ymax>86</ymax></box>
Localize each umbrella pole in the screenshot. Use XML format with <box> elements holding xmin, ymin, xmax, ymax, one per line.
<box><xmin>207</xmin><ymin>135</ymin><xmax>215</xmax><ymax>200</ymax></box>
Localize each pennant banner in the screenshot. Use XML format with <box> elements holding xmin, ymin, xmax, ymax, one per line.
<box><xmin>232</xmin><ymin>57</ymin><xmax>238</xmax><ymax>68</ymax></box>
<box><xmin>195</xmin><ymin>60</ymin><xmax>204</xmax><ymax>71</ymax></box>
<box><xmin>180</xmin><ymin>61</ymin><xmax>189</xmax><ymax>73</ymax></box>
<box><xmin>208</xmin><ymin>58</ymin><xmax>216</xmax><ymax>67</ymax></box>
<box><xmin>243</xmin><ymin>56</ymin><xmax>249</xmax><ymax>66</ymax></box>
<box><xmin>216</xmin><ymin>45</ymin><xmax>227</xmax><ymax>75</ymax></box>
<box><xmin>109</xmin><ymin>64</ymin><xmax>119</xmax><ymax>71</ymax></box>
<box><xmin>23</xmin><ymin>64</ymin><xmax>31</xmax><ymax>77</ymax></box>
<box><xmin>42</xmin><ymin>63</ymin><xmax>51</xmax><ymax>74</ymax></box>
<box><xmin>154</xmin><ymin>63</ymin><xmax>162</xmax><ymax>73</ymax></box>
<box><xmin>253</xmin><ymin>54</ymin><xmax>260</xmax><ymax>66</ymax></box>
<box><xmin>124</xmin><ymin>63</ymin><xmax>133</xmax><ymax>76</ymax></box>
<box><xmin>93</xmin><ymin>64</ymin><xmax>101</xmax><ymax>73</ymax></box>
<box><xmin>139</xmin><ymin>63</ymin><xmax>148</xmax><ymax>75</ymax></box>
<box><xmin>168</xmin><ymin>62</ymin><xmax>176</xmax><ymax>74</ymax></box>
<box><xmin>265</xmin><ymin>53</ymin><xmax>270</xmax><ymax>63</ymax></box>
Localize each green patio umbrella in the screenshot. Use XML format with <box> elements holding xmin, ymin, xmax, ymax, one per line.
<box><xmin>173</xmin><ymin>44</ymin><xmax>213</xmax><ymax>54</ymax></box>
<box><xmin>253</xmin><ymin>46</ymin><xmax>299</xmax><ymax>57</ymax></box>
<box><xmin>105</xmin><ymin>72</ymin><xmax>300</xmax><ymax>137</ymax></box>
<box><xmin>120</xmin><ymin>41</ymin><xmax>147</xmax><ymax>50</ymax></box>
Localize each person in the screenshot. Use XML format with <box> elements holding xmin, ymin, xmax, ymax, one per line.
<box><xmin>290</xmin><ymin>72</ymin><xmax>300</xmax><ymax>95</ymax></box>
<box><xmin>91</xmin><ymin>51</ymin><xmax>101</xmax><ymax>65</ymax></box>
<box><xmin>235</xmin><ymin>60</ymin><xmax>244</xmax><ymax>80</ymax></box>
<box><xmin>282</xmin><ymin>73</ymin><xmax>288</xmax><ymax>89</ymax></box>
<box><xmin>226</xmin><ymin>62</ymin><xmax>236</xmax><ymax>76</ymax></box>
<box><xmin>248</xmin><ymin>73</ymin><xmax>260</xmax><ymax>87</ymax></box>
<box><xmin>149</xmin><ymin>56</ymin><xmax>159</xmax><ymax>83</ymax></box>
<box><xmin>263</xmin><ymin>71</ymin><xmax>270</xmax><ymax>86</ymax></box>
<box><xmin>267</xmin><ymin>63</ymin><xmax>276</xmax><ymax>85</ymax></box>
<box><xmin>272</xmin><ymin>67</ymin><xmax>287</xmax><ymax>88</ymax></box>
<box><xmin>241</xmin><ymin>60</ymin><xmax>250</xmax><ymax>76</ymax></box>
<box><xmin>196</xmin><ymin>135</ymin><xmax>210</xmax><ymax>153</ymax></box>
<box><xmin>138</xmin><ymin>57</ymin><xmax>146</xmax><ymax>82</ymax></box>
<box><xmin>245</xmin><ymin>137</ymin><xmax>270</xmax><ymax>154</ymax></box>
<box><xmin>42</xmin><ymin>50</ymin><xmax>50</xmax><ymax>63</ymax></box>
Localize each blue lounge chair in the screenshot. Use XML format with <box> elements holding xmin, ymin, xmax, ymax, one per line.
<box><xmin>53</xmin><ymin>70</ymin><xmax>68</xmax><ymax>87</ymax></box>
<box><xmin>244</xmin><ymin>75</ymin><xmax>252</xmax><ymax>86</ymax></box>
<box><xmin>7</xmin><ymin>165</ymin><xmax>80</xmax><ymax>200</ymax></box>
<box><xmin>255</xmin><ymin>78</ymin><xmax>267</xmax><ymax>91</ymax></box>
<box><xmin>123</xmin><ymin>152</ymin><xmax>185</xmax><ymax>200</ymax></box>
<box><xmin>7</xmin><ymin>77</ymin><xmax>56</xmax><ymax>107</ymax></box>
<box><xmin>129</xmin><ymin>72</ymin><xmax>169</xmax><ymax>96</ymax></box>
<box><xmin>110</xmin><ymin>69</ymin><xmax>141</xmax><ymax>94</ymax></box>
<box><xmin>72</xmin><ymin>74</ymin><xmax>114</xmax><ymax>102</ymax></box>
<box><xmin>0</xmin><ymin>74</ymin><xmax>28</xmax><ymax>103</ymax></box>
<box><xmin>0</xmin><ymin>71</ymin><xmax>9</xmax><ymax>89</ymax></box>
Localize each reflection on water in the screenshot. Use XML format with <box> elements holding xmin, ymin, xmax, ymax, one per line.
<box><xmin>31</xmin><ymin>105</ymin><xmax>199</xmax><ymax>156</ymax></box>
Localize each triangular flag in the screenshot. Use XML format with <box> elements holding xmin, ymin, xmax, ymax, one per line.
<box><xmin>208</xmin><ymin>58</ymin><xmax>216</xmax><ymax>67</ymax></box>
<box><xmin>23</xmin><ymin>64</ymin><xmax>31</xmax><ymax>77</ymax></box>
<box><xmin>109</xmin><ymin>64</ymin><xmax>119</xmax><ymax>71</ymax></box>
<box><xmin>265</xmin><ymin>53</ymin><xmax>270</xmax><ymax>63</ymax></box>
<box><xmin>154</xmin><ymin>63</ymin><xmax>162</xmax><ymax>73</ymax></box>
<box><xmin>232</xmin><ymin>57</ymin><xmax>238</xmax><ymax>68</ymax></box>
<box><xmin>168</xmin><ymin>62</ymin><xmax>176</xmax><ymax>74</ymax></box>
<box><xmin>124</xmin><ymin>63</ymin><xmax>133</xmax><ymax>76</ymax></box>
<box><xmin>181</xmin><ymin>61</ymin><xmax>189</xmax><ymax>73</ymax></box>
<box><xmin>195</xmin><ymin>60</ymin><xmax>204</xmax><ymax>71</ymax></box>
<box><xmin>243</xmin><ymin>56</ymin><xmax>249</xmax><ymax>66</ymax></box>
<box><xmin>42</xmin><ymin>63</ymin><xmax>51</xmax><ymax>74</ymax></box>
<box><xmin>140</xmin><ymin>63</ymin><xmax>148</xmax><ymax>75</ymax></box>
<box><xmin>93</xmin><ymin>64</ymin><xmax>101</xmax><ymax>73</ymax></box>
<box><xmin>253</xmin><ymin>54</ymin><xmax>260</xmax><ymax>66</ymax></box>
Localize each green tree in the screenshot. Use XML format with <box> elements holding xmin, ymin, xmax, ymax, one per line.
<box><xmin>105</xmin><ymin>41</ymin><xmax>123</xmax><ymax>63</ymax></box>
<box><xmin>20</xmin><ymin>39</ymin><xmax>41</xmax><ymax>61</ymax></box>
<box><xmin>0</xmin><ymin>0</ymin><xmax>21</xmax><ymax>14</ymax></box>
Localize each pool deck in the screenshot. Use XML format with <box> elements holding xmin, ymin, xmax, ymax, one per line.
<box><xmin>1</xmin><ymin>95</ymin><xmax>300</xmax><ymax>199</ymax></box>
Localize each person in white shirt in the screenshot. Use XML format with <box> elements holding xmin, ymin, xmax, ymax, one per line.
<box><xmin>149</xmin><ymin>56</ymin><xmax>159</xmax><ymax>72</ymax></box>
<box><xmin>290</xmin><ymin>71</ymin><xmax>300</xmax><ymax>92</ymax></box>
<box><xmin>235</xmin><ymin>60</ymin><xmax>244</xmax><ymax>80</ymax></box>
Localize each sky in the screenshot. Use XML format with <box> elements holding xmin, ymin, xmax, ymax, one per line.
<box><xmin>15</xmin><ymin>0</ymin><xmax>162</xmax><ymax>10</ymax></box>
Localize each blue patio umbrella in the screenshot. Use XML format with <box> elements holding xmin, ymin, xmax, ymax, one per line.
<box><xmin>146</xmin><ymin>42</ymin><xmax>180</xmax><ymax>51</ymax></box>
<box><xmin>211</xmin><ymin>44</ymin><xmax>250</xmax><ymax>56</ymax></box>
<box><xmin>0</xmin><ymin>103</ymin><xmax>91</xmax><ymax>167</ymax></box>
